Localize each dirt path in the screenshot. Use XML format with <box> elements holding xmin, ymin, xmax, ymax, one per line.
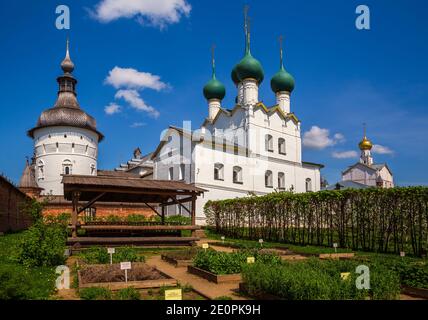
<box><xmin>146</xmin><ymin>255</ymin><xmax>247</xmax><ymax>300</ymax></box>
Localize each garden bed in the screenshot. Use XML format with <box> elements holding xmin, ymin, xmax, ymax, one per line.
<box><xmin>401</xmin><ymin>286</ymin><xmax>428</xmax><ymax>299</ymax></box>
<box><xmin>319</xmin><ymin>253</ymin><xmax>355</xmax><ymax>260</ymax></box>
<box><xmin>187</xmin><ymin>265</ymin><xmax>241</xmax><ymax>284</ymax></box>
<box><xmin>78</xmin><ymin>263</ymin><xmax>177</xmax><ymax>290</ymax></box>
<box><xmin>161</xmin><ymin>255</ymin><xmax>192</xmax><ymax>267</ymax></box>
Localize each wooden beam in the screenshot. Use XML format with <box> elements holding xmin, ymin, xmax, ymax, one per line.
<box><xmin>191</xmin><ymin>194</ymin><xmax>196</xmax><ymax>236</ymax></box>
<box><xmin>143</xmin><ymin>202</ymin><xmax>163</xmax><ymax>219</ymax></box>
<box><xmin>71</xmin><ymin>191</ymin><xmax>80</xmax><ymax>238</ymax></box>
<box><xmin>77</xmin><ymin>192</ymin><xmax>106</xmax><ymax>215</ymax></box>
<box><xmin>161</xmin><ymin>205</ymin><xmax>165</xmax><ymax>225</ymax></box>
<box><xmin>168</xmin><ymin>196</ymin><xmax>191</xmax><ymax>215</ymax></box>
<box><xmin>80</xmin><ymin>225</ymin><xmax>199</xmax><ymax>231</ymax></box>
<box><xmin>159</xmin><ymin>196</ymin><xmax>193</xmax><ymax>207</ymax></box>
<box><xmin>64</xmin><ymin>186</ymin><xmax>200</xmax><ymax>197</ymax></box>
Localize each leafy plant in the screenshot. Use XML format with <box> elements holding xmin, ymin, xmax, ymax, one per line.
<box><xmin>79</xmin><ymin>287</ymin><xmax>112</xmax><ymax>300</ymax></box>
<box><xmin>13</xmin><ymin>221</ymin><xmax>67</xmax><ymax>267</ymax></box>
<box><xmin>79</xmin><ymin>246</ymin><xmax>145</xmax><ymax>264</ymax></box>
<box><xmin>115</xmin><ymin>287</ymin><xmax>141</xmax><ymax>300</ymax></box>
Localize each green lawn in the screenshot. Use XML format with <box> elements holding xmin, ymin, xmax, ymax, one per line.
<box><xmin>0</xmin><ymin>232</ymin><xmax>57</xmax><ymax>300</ymax></box>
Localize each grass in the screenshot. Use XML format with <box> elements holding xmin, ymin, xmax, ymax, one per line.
<box><xmin>0</xmin><ymin>232</ymin><xmax>57</xmax><ymax>300</ymax></box>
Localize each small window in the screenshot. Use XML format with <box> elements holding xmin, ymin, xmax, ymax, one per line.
<box><xmin>233</xmin><ymin>137</ymin><xmax>239</xmax><ymax>155</ymax></box>
<box><xmin>233</xmin><ymin>166</ymin><xmax>243</xmax><ymax>184</ymax></box>
<box><xmin>90</xmin><ymin>164</ymin><xmax>96</xmax><ymax>176</ymax></box>
<box><xmin>62</xmin><ymin>159</ymin><xmax>72</xmax><ymax>175</ymax></box>
<box><xmin>179</xmin><ymin>164</ymin><xmax>185</xmax><ymax>180</ymax></box>
<box><xmin>222</xmin><ymin>138</ymin><xmax>227</xmax><ymax>152</ymax></box>
<box><xmin>37</xmin><ymin>160</ymin><xmax>45</xmax><ymax>180</ymax></box>
<box><xmin>211</xmin><ymin>136</ymin><xmax>216</xmax><ymax>150</ymax></box>
<box><xmin>278</xmin><ymin>138</ymin><xmax>286</xmax><ymax>155</ymax></box>
<box><xmin>168</xmin><ymin>167</ymin><xmax>174</xmax><ymax>180</ymax></box>
<box><xmin>84</xmin><ymin>207</ymin><xmax>96</xmax><ymax>222</ymax></box>
<box><xmin>265</xmin><ymin>170</ymin><xmax>273</xmax><ymax>188</ymax></box>
<box><xmin>278</xmin><ymin>172</ymin><xmax>285</xmax><ymax>190</ymax></box>
<box><xmin>214</xmin><ymin>163</ymin><xmax>224</xmax><ymax>181</ymax></box>
<box><xmin>265</xmin><ymin>135</ymin><xmax>273</xmax><ymax>152</ymax></box>
<box><xmin>306</xmin><ymin>178</ymin><xmax>313</xmax><ymax>192</ymax></box>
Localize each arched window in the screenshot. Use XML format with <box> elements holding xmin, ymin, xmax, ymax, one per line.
<box><xmin>179</xmin><ymin>164</ymin><xmax>185</xmax><ymax>180</ymax></box>
<box><xmin>265</xmin><ymin>135</ymin><xmax>273</xmax><ymax>152</ymax></box>
<box><xmin>278</xmin><ymin>138</ymin><xmax>286</xmax><ymax>155</ymax></box>
<box><xmin>214</xmin><ymin>163</ymin><xmax>224</xmax><ymax>181</ymax></box>
<box><xmin>233</xmin><ymin>166</ymin><xmax>243</xmax><ymax>184</ymax></box>
<box><xmin>168</xmin><ymin>167</ymin><xmax>174</xmax><ymax>180</ymax></box>
<box><xmin>306</xmin><ymin>178</ymin><xmax>312</xmax><ymax>192</ymax></box>
<box><xmin>265</xmin><ymin>170</ymin><xmax>273</xmax><ymax>188</ymax></box>
<box><xmin>278</xmin><ymin>172</ymin><xmax>285</xmax><ymax>190</ymax></box>
<box><xmin>233</xmin><ymin>137</ymin><xmax>239</xmax><ymax>155</ymax></box>
<box><xmin>37</xmin><ymin>160</ymin><xmax>44</xmax><ymax>180</ymax></box>
<box><xmin>62</xmin><ymin>159</ymin><xmax>72</xmax><ymax>175</ymax></box>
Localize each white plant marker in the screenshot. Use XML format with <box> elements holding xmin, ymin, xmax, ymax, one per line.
<box><xmin>333</xmin><ymin>243</ymin><xmax>338</xmax><ymax>253</ymax></box>
<box><xmin>120</xmin><ymin>262</ymin><xmax>131</xmax><ymax>283</ymax></box>
<box><xmin>107</xmin><ymin>247</ymin><xmax>115</xmax><ymax>265</ymax></box>
<box><xmin>202</xmin><ymin>243</ymin><xmax>209</xmax><ymax>251</ymax></box>
<box><xmin>259</xmin><ymin>239</ymin><xmax>264</xmax><ymax>248</ymax></box>
<box><xmin>221</xmin><ymin>236</ymin><xmax>225</xmax><ymax>244</ymax></box>
<box><xmin>400</xmin><ymin>251</ymin><xmax>405</xmax><ymax>258</ymax></box>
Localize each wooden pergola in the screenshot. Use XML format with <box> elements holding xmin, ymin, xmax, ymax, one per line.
<box><xmin>62</xmin><ymin>175</ymin><xmax>206</xmax><ymax>246</ymax></box>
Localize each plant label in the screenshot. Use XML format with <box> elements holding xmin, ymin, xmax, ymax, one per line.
<box><xmin>165</xmin><ymin>289</ymin><xmax>182</xmax><ymax>300</ymax></box>
<box><xmin>120</xmin><ymin>262</ymin><xmax>131</xmax><ymax>270</ymax></box>
<box><xmin>400</xmin><ymin>251</ymin><xmax>405</xmax><ymax>257</ymax></box>
<box><xmin>247</xmin><ymin>257</ymin><xmax>255</xmax><ymax>264</ymax></box>
<box><xmin>202</xmin><ymin>243</ymin><xmax>209</xmax><ymax>249</ymax></box>
<box><xmin>221</xmin><ymin>236</ymin><xmax>225</xmax><ymax>243</ymax></box>
<box><xmin>340</xmin><ymin>272</ymin><xmax>351</xmax><ymax>280</ymax></box>
<box><xmin>333</xmin><ymin>243</ymin><xmax>338</xmax><ymax>248</ymax></box>
<box><xmin>64</xmin><ymin>249</ymin><xmax>70</xmax><ymax>257</ymax></box>
<box><xmin>107</xmin><ymin>248</ymin><xmax>115</xmax><ymax>254</ymax></box>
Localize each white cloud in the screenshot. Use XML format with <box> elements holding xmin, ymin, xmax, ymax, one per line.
<box><xmin>91</xmin><ymin>0</ymin><xmax>191</xmax><ymax>29</ymax></box>
<box><xmin>372</xmin><ymin>144</ymin><xmax>394</xmax><ymax>155</ymax></box>
<box><xmin>130</xmin><ymin>122</ymin><xmax>146</xmax><ymax>128</ymax></box>
<box><xmin>104</xmin><ymin>102</ymin><xmax>122</xmax><ymax>115</ymax></box>
<box><xmin>115</xmin><ymin>89</ymin><xmax>160</xmax><ymax>118</ymax></box>
<box><xmin>303</xmin><ymin>126</ymin><xmax>344</xmax><ymax>150</ymax></box>
<box><xmin>332</xmin><ymin>150</ymin><xmax>359</xmax><ymax>159</ymax></box>
<box><xmin>105</xmin><ymin>67</ymin><xmax>168</xmax><ymax>91</ymax></box>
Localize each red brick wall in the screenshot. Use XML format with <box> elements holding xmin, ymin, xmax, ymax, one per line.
<box><xmin>43</xmin><ymin>202</ymin><xmax>154</xmax><ymax>219</ymax></box>
<box><xmin>0</xmin><ymin>176</ymin><xmax>32</xmax><ymax>233</ymax></box>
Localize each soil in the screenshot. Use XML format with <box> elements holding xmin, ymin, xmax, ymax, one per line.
<box><xmin>79</xmin><ymin>263</ymin><xmax>168</xmax><ymax>284</ymax></box>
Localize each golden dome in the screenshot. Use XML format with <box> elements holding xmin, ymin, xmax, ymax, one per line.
<box><xmin>359</xmin><ymin>136</ymin><xmax>373</xmax><ymax>150</ymax></box>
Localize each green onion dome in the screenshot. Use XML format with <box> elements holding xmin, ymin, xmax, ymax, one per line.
<box><xmin>203</xmin><ymin>75</ymin><xmax>226</xmax><ymax>100</ymax></box>
<box><xmin>231</xmin><ymin>66</ymin><xmax>239</xmax><ymax>85</ymax></box>
<box><xmin>271</xmin><ymin>65</ymin><xmax>295</xmax><ymax>93</ymax></box>
<box><xmin>235</xmin><ymin>52</ymin><xmax>264</xmax><ymax>84</ymax></box>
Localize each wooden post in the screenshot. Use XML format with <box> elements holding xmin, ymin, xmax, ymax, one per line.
<box><xmin>161</xmin><ymin>205</ymin><xmax>165</xmax><ymax>225</ymax></box>
<box><xmin>191</xmin><ymin>193</ymin><xmax>196</xmax><ymax>236</ymax></box>
<box><xmin>71</xmin><ymin>191</ymin><xmax>80</xmax><ymax>238</ymax></box>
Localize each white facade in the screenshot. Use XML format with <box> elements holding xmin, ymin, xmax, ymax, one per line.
<box><xmin>33</xmin><ymin>126</ymin><xmax>98</xmax><ymax>195</ymax></box>
<box><xmin>152</xmin><ymin>91</ymin><xmax>322</xmax><ymax>224</ymax></box>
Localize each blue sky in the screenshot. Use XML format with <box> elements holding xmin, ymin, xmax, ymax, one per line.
<box><xmin>0</xmin><ymin>0</ymin><xmax>427</xmax><ymax>186</ymax></box>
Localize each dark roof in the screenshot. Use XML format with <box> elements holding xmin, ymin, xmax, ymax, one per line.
<box><xmin>19</xmin><ymin>161</ymin><xmax>41</xmax><ymax>190</ymax></box>
<box><xmin>302</xmin><ymin>161</ymin><xmax>325</xmax><ymax>169</ymax></box>
<box><xmin>27</xmin><ymin>45</ymin><xmax>103</xmax><ymax>141</ymax></box>
<box><xmin>62</xmin><ymin>174</ymin><xmax>206</xmax><ymax>203</ymax></box>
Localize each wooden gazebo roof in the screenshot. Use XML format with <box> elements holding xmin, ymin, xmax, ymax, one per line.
<box><xmin>62</xmin><ymin>175</ymin><xmax>206</xmax><ymax>203</ymax></box>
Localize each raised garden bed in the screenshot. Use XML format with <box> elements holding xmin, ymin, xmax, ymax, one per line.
<box><xmin>161</xmin><ymin>255</ymin><xmax>192</xmax><ymax>267</ymax></box>
<box><xmin>187</xmin><ymin>265</ymin><xmax>241</xmax><ymax>284</ymax></box>
<box><xmin>78</xmin><ymin>263</ymin><xmax>177</xmax><ymax>290</ymax></box>
<box><xmin>319</xmin><ymin>253</ymin><xmax>355</xmax><ymax>260</ymax></box>
<box><xmin>401</xmin><ymin>285</ymin><xmax>428</xmax><ymax>299</ymax></box>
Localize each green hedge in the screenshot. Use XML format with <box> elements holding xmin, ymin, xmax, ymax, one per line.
<box><xmin>242</xmin><ymin>258</ymin><xmax>400</xmax><ymax>300</ymax></box>
<box><xmin>205</xmin><ymin>187</ymin><xmax>428</xmax><ymax>256</ymax></box>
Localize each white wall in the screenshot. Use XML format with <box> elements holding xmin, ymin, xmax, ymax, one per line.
<box><xmin>33</xmin><ymin>126</ymin><xmax>99</xmax><ymax>195</ymax></box>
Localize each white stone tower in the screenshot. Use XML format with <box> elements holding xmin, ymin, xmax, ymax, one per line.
<box><xmin>27</xmin><ymin>40</ymin><xmax>104</xmax><ymax>195</ymax></box>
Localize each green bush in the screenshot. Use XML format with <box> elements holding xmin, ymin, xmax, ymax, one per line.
<box><xmin>79</xmin><ymin>246</ymin><xmax>145</xmax><ymax>264</ymax></box>
<box><xmin>115</xmin><ymin>287</ymin><xmax>141</xmax><ymax>300</ymax></box>
<box><xmin>193</xmin><ymin>250</ymin><xmax>280</xmax><ymax>275</ymax></box>
<box><xmin>0</xmin><ymin>264</ymin><xmax>56</xmax><ymax>300</ymax></box>
<box><xmin>242</xmin><ymin>258</ymin><xmax>400</xmax><ymax>300</ymax></box>
<box><xmin>14</xmin><ymin>221</ymin><xmax>67</xmax><ymax>268</ymax></box>
<box><xmin>164</xmin><ymin>247</ymin><xmax>200</xmax><ymax>260</ymax></box>
<box><xmin>79</xmin><ymin>287</ymin><xmax>112</xmax><ymax>300</ymax></box>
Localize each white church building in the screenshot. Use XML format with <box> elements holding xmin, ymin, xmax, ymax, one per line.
<box><xmin>142</xmin><ymin>17</ymin><xmax>323</xmax><ymax>224</ymax></box>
